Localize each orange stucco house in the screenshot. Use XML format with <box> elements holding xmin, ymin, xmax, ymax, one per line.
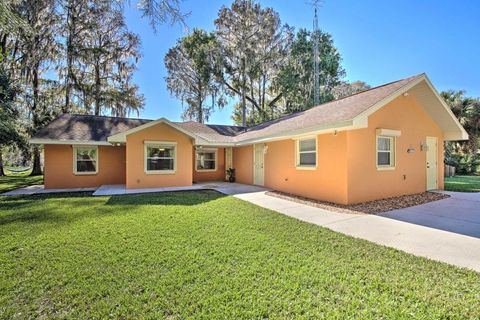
<box><xmin>30</xmin><ymin>74</ymin><xmax>467</xmax><ymax>204</ymax></box>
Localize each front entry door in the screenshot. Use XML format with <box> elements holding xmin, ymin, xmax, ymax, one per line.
<box><xmin>253</xmin><ymin>144</ymin><xmax>264</xmax><ymax>186</ymax></box>
<box><xmin>426</xmin><ymin>137</ymin><xmax>438</xmax><ymax>190</ymax></box>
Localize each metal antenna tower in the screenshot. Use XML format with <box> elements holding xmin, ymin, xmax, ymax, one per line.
<box><xmin>311</xmin><ymin>0</ymin><xmax>321</xmax><ymax>106</ymax></box>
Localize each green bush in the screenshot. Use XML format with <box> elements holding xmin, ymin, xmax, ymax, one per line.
<box><xmin>445</xmin><ymin>152</ymin><xmax>480</xmax><ymax>174</ymax></box>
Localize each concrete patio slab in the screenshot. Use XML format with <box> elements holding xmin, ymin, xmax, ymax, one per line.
<box><xmin>1</xmin><ymin>182</ymin><xmax>268</xmax><ymax>197</ymax></box>
<box><xmin>93</xmin><ymin>182</ymin><xmax>269</xmax><ymax>196</ymax></box>
<box><xmin>234</xmin><ymin>191</ymin><xmax>480</xmax><ymax>272</ymax></box>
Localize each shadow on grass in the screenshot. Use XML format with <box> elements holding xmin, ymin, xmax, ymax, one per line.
<box><xmin>105</xmin><ymin>189</ymin><xmax>225</xmax><ymax>206</ymax></box>
<box><xmin>0</xmin><ymin>192</ymin><xmax>94</xmax><ymax>208</ymax></box>
<box><xmin>0</xmin><ymin>193</ymin><xmax>96</xmax><ymax>226</ymax></box>
<box><xmin>0</xmin><ymin>174</ymin><xmax>43</xmax><ymax>193</ymax></box>
<box><xmin>0</xmin><ymin>190</ymin><xmax>226</xmax><ymax>226</ymax></box>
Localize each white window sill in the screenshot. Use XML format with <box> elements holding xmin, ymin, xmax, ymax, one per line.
<box><xmin>145</xmin><ymin>170</ymin><xmax>176</xmax><ymax>175</ymax></box>
<box><xmin>196</xmin><ymin>169</ymin><xmax>217</xmax><ymax>172</ymax></box>
<box><xmin>376</xmin><ymin>166</ymin><xmax>395</xmax><ymax>171</ymax></box>
<box><xmin>73</xmin><ymin>172</ymin><xmax>98</xmax><ymax>176</ymax></box>
<box><xmin>296</xmin><ymin>165</ymin><xmax>317</xmax><ymax>171</ymax></box>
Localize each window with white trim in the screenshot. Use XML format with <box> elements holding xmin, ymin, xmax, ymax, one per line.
<box><xmin>145</xmin><ymin>142</ymin><xmax>176</xmax><ymax>172</ymax></box>
<box><xmin>196</xmin><ymin>149</ymin><xmax>217</xmax><ymax>171</ymax></box>
<box><xmin>297</xmin><ymin>138</ymin><xmax>317</xmax><ymax>167</ymax></box>
<box><xmin>74</xmin><ymin>146</ymin><xmax>98</xmax><ymax>174</ymax></box>
<box><xmin>376</xmin><ymin>136</ymin><xmax>395</xmax><ymax>168</ymax></box>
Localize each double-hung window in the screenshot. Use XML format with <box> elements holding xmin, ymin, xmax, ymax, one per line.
<box><xmin>296</xmin><ymin>138</ymin><xmax>317</xmax><ymax>168</ymax></box>
<box><xmin>196</xmin><ymin>149</ymin><xmax>217</xmax><ymax>171</ymax></box>
<box><xmin>145</xmin><ymin>142</ymin><xmax>176</xmax><ymax>173</ymax></box>
<box><xmin>74</xmin><ymin>146</ymin><xmax>98</xmax><ymax>174</ymax></box>
<box><xmin>376</xmin><ymin>136</ymin><xmax>395</xmax><ymax>169</ymax></box>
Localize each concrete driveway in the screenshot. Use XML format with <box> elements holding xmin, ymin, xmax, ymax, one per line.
<box><xmin>382</xmin><ymin>191</ymin><xmax>480</xmax><ymax>238</ymax></box>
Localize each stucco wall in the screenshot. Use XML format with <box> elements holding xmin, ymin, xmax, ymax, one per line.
<box><xmin>192</xmin><ymin>147</ymin><xmax>226</xmax><ymax>182</ymax></box>
<box><xmin>44</xmin><ymin>144</ymin><xmax>126</xmax><ymax>188</ymax></box>
<box><xmin>346</xmin><ymin>94</ymin><xmax>444</xmax><ymax>204</ymax></box>
<box><xmin>126</xmin><ymin>122</ymin><xmax>193</xmax><ymax>189</ymax></box>
<box><xmin>232</xmin><ymin>145</ymin><xmax>253</xmax><ymax>184</ymax></box>
<box><xmin>262</xmin><ymin>132</ymin><xmax>349</xmax><ymax>204</ymax></box>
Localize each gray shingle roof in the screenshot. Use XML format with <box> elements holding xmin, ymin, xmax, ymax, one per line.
<box><xmin>32</xmin><ymin>74</ymin><xmax>422</xmax><ymax>144</ymax></box>
<box><xmin>33</xmin><ymin>114</ymin><xmax>152</xmax><ymax>142</ymax></box>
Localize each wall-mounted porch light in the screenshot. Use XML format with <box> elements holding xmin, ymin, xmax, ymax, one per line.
<box><xmin>420</xmin><ymin>142</ymin><xmax>429</xmax><ymax>152</ymax></box>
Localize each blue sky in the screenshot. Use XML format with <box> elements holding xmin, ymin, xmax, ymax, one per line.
<box><xmin>124</xmin><ymin>0</ymin><xmax>479</xmax><ymax>124</ymax></box>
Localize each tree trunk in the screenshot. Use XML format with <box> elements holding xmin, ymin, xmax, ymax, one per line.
<box><xmin>30</xmin><ymin>146</ymin><xmax>42</xmax><ymax>176</ymax></box>
<box><xmin>94</xmin><ymin>58</ymin><xmax>101</xmax><ymax>115</ymax></box>
<box><xmin>0</xmin><ymin>33</ymin><xmax>7</xmax><ymax>58</ymax></box>
<box><xmin>197</xmin><ymin>81</ymin><xmax>203</xmax><ymax>123</ymax></box>
<box><xmin>198</xmin><ymin>100</ymin><xmax>203</xmax><ymax>123</ymax></box>
<box><xmin>0</xmin><ymin>149</ymin><xmax>5</xmax><ymax>176</ymax></box>
<box><xmin>64</xmin><ymin>3</ymin><xmax>73</xmax><ymax>113</ymax></box>
<box><xmin>261</xmin><ymin>74</ymin><xmax>266</xmax><ymax>121</ymax></box>
<box><xmin>241</xmin><ymin>58</ymin><xmax>246</xmax><ymax>127</ymax></box>
<box><xmin>30</xmin><ymin>65</ymin><xmax>43</xmax><ymax>176</ymax></box>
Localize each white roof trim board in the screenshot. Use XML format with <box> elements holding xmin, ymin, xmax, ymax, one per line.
<box><xmin>29</xmin><ymin>138</ymin><xmax>112</xmax><ymax>146</ymax></box>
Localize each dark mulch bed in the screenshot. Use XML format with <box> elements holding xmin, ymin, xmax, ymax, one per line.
<box><xmin>266</xmin><ymin>191</ymin><xmax>450</xmax><ymax>215</ymax></box>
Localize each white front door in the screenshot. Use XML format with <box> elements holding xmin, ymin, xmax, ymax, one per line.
<box><xmin>426</xmin><ymin>137</ymin><xmax>438</xmax><ymax>190</ymax></box>
<box><xmin>253</xmin><ymin>144</ymin><xmax>264</xmax><ymax>186</ymax></box>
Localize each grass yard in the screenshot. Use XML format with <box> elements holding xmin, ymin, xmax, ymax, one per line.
<box><xmin>0</xmin><ymin>169</ymin><xmax>43</xmax><ymax>193</ymax></box>
<box><xmin>445</xmin><ymin>175</ymin><xmax>480</xmax><ymax>192</ymax></box>
<box><xmin>0</xmin><ymin>191</ymin><xmax>479</xmax><ymax>319</ymax></box>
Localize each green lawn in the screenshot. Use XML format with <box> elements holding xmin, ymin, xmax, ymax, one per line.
<box><xmin>0</xmin><ymin>191</ymin><xmax>479</xmax><ymax>319</ymax></box>
<box><xmin>445</xmin><ymin>175</ymin><xmax>480</xmax><ymax>192</ymax></box>
<box><xmin>0</xmin><ymin>169</ymin><xmax>43</xmax><ymax>193</ymax></box>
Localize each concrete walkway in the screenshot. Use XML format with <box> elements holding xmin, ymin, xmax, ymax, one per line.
<box><xmin>234</xmin><ymin>191</ymin><xmax>480</xmax><ymax>272</ymax></box>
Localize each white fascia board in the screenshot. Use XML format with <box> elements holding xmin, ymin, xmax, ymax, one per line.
<box><xmin>195</xmin><ymin>142</ymin><xmax>235</xmax><ymax>147</ymax></box>
<box><xmin>444</xmin><ymin>131</ymin><xmax>469</xmax><ymax>141</ymax></box>
<box><xmin>29</xmin><ymin>138</ymin><xmax>112</xmax><ymax>146</ymax></box>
